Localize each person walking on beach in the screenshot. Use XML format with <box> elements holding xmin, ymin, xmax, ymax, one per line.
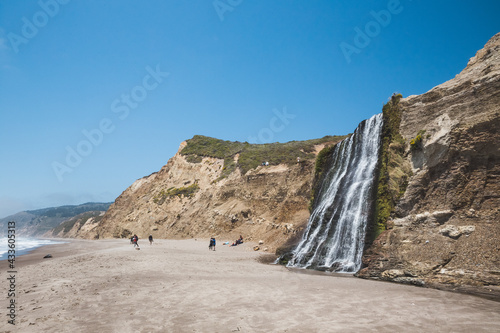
<box><xmin>149</xmin><ymin>234</ymin><xmax>154</xmax><ymax>245</ymax></box>
<box><xmin>209</xmin><ymin>237</ymin><xmax>216</xmax><ymax>251</ymax></box>
<box><xmin>132</xmin><ymin>234</ymin><xmax>139</xmax><ymax>248</ymax></box>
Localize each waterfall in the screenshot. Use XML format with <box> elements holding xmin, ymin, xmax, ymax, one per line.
<box><xmin>287</xmin><ymin>113</ymin><xmax>383</xmax><ymax>273</ymax></box>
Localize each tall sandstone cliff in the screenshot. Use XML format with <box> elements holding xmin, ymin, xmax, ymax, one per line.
<box><xmin>72</xmin><ymin>33</ymin><xmax>499</xmax><ymax>297</ymax></box>
<box><xmin>78</xmin><ymin>139</ymin><xmax>343</xmax><ymax>251</ymax></box>
<box><xmin>359</xmin><ymin>33</ymin><xmax>500</xmax><ymax>298</ymax></box>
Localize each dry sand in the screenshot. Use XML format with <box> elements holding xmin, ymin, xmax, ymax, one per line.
<box><xmin>1</xmin><ymin>239</ymin><xmax>499</xmax><ymax>333</ymax></box>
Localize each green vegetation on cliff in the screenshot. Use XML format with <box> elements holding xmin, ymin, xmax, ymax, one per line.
<box><xmin>410</xmin><ymin>129</ymin><xmax>426</xmax><ymax>151</ymax></box>
<box><xmin>372</xmin><ymin>94</ymin><xmax>412</xmax><ymax>240</ymax></box>
<box><xmin>180</xmin><ymin>134</ymin><xmax>348</xmax><ymax>180</ymax></box>
<box><xmin>314</xmin><ymin>144</ymin><xmax>338</xmax><ymax>176</ymax></box>
<box><xmin>154</xmin><ymin>182</ymin><xmax>200</xmax><ymax>204</ymax></box>
<box><xmin>308</xmin><ymin>141</ymin><xmax>346</xmax><ymax>212</ymax></box>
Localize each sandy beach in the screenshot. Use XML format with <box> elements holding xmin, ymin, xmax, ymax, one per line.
<box><xmin>1</xmin><ymin>239</ymin><xmax>499</xmax><ymax>333</ymax></box>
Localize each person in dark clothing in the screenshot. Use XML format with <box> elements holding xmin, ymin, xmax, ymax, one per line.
<box><xmin>132</xmin><ymin>234</ymin><xmax>139</xmax><ymax>248</ymax></box>
<box><xmin>231</xmin><ymin>235</ymin><xmax>244</xmax><ymax>247</ymax></box>
<box><xmin>149</xmin><ymin>234</ymin><xmax>154</xmax><ymax>245</ymax></box>
<box><xmin>209</xmin><ymin>237</ymin><xmax>216</xmax><ymax>251</ymax></box>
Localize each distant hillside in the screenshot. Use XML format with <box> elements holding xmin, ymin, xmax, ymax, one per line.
<box><xmin>0</xmin><ymin>202</ymin><xmax>112</xmax><ymax>237</ymax></box>
<box><xmin>48</xmin><ymin>210</ymin><xmax>107</xmax><ymax>238</ymax></box>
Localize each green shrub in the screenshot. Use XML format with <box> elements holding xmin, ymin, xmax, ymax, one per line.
<box><xmin>185</xmin><ymin>155</ymin><xmax>202</xmax><ymax>163</ymax></box>
<box><xmin>314</xmin><ymin>144</ymin><xmax>336</xmax><ymax>175</ymax></box>
<box><xmin>153</xmin><ymin>182</ymin><xmax>200</xmax><ymax>204</ymax></box>
<box><xmin>180</xmin><ymin>134</ymin><xmax>348</xmax><ymax>180</ymax></box>
<box><xmin>372</xmin><ymin>94</ymin><xmax>412</xmax><ymax>241</ymax></box>
<box><xmin>308</xmin><ymin>142</ymin><xmax>346</xmax><ymax>212</ymax></box>
<box><xmin>410</xmin><ymin>130</ymin><xmax>426</xmax><ymax>151</ymax></box>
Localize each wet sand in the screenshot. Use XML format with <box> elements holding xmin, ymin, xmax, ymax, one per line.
<box><xmin>1</xmin><ymin>239</ymin><xmax>499</xmax><ymax>332</ymax></box>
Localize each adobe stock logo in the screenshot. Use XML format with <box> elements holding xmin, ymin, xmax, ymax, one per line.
<box><xmin>7</xmin><ymin>0</ymin><xmax>71</xmax><ymax>53</ymax></box>
<box><xmin>213</xmin><ymin>0</ymin><xmax>243</xmax><ymax>22</ymax></box>
<box><xmin>52</xmin><ymin>64</ymin><xmax>169</xmax><ymax>182</ymax></box>
<box><xmin>339</xmin><ymin>0</ymin><xmax>409</xmax><ymax>64</ymax></box>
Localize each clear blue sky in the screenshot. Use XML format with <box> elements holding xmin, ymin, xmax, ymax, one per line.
<box><xmin>0</xmin><ymin>0</ymin><xmax>499</xmax><ymax>218</ymax></box>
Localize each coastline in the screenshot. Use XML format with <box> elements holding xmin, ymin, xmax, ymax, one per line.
<box><xmin>0</xmin><ymin>238</ymin><xmax>122</xmax><ymax>271</ymax></box>
<box><xmin>1</xmin><ymin>238</ymin><xmax>499</xmax><ymax>332</ymax></box>
<box><xmin>0</xmin><ymin>237</ymin><xmax>67</xmax><ymax>261</ymax></box>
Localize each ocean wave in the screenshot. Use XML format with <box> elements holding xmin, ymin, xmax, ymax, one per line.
<box><xmin>0</xmin><ymin>237</ymin><xmax>67</xmax><ymax>260</ymax></box>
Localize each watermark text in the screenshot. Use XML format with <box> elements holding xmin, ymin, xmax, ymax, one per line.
<box><xmin>52</xmin><ymin>64</ymin><xmax>169</xmax><ymax>182</ymax></box>
<box><xmin>6</xmin><ymin>221</ymin><xmax>16</xmax><ymax>325</ymax></box>
<box><xmin>247</xmin><ymin>107</ymin><xmax>295</xmax><ymax>143</ymax></box>
<box><xmin>213</xmin><ymin>0</ymin><xmax>243</xmax><ymax>22</ymax></box>
<box><xmin>7</xmin><ymin>0</ymin><xmax>71</xmax><ymax>53</ymax></box>
<box><xmin>339</xmin><ymin>0</ymin><xmax>408</xmax><ymax>63</ymax></box>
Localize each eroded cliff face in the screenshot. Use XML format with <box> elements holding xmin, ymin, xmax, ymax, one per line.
<box><xmin>359</xmin><ymin>33</ymin><xmax>500</xmax><ymax>298</ymax></box>
<box><xmin>77</xmin><ymin>141</ymin><xmax>334</xmax><ymax>251</ymax></box>
<box><xmin>70</xmin><ymin>32</ymin><xmax>499</xmax><ymax>297</ymax></box>
<box><xmin>48</xmin><ymin>211</ymin><xmax>106</xmax><ymax>238</ymax></box>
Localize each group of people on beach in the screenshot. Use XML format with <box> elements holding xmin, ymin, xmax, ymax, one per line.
<box><xmin>130</xmin><ymin>234</ymin><xmax>154</xmax><ymax>248</ymax></box>
<box><xmin>208</xmin><ymin>235</ymin><xmax>244</xmax><ymax>250</ymax></box>
<box><xmin>130</xmin><ymin>234</ymin><xmax>244</xmax><ymax>251</ymax></box>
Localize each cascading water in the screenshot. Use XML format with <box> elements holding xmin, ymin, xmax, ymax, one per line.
<box><xmin>287</xmin><ymin>113</ymin><xmax>383</xmax><ymax>273</ymax></box>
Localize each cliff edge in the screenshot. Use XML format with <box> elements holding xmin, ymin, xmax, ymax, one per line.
<box><xmin>75</xmin><ymin>136</ymin><xmax>345</xmax><ymax>251</ymax></box>
<box><xmin>359</xmin><ymin>33</ymin><xmax>500</xmax><ymax>299</ymax></box>
<box><xmin>63</xmin><ymin>32</ymin><xmax>500</xmax><ymax>299</ymax></box>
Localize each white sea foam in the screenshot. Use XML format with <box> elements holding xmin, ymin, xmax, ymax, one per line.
<box><xmin>0</xmin><ymin>237</ymin><xmax>67</xmax><ymax>260</ymax></box>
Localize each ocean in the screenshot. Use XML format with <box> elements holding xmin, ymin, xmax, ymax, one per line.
<box><xmin>0</xmin><ymin>237</ymin><xmax>67</xmax><ymax>260</ymax></box>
